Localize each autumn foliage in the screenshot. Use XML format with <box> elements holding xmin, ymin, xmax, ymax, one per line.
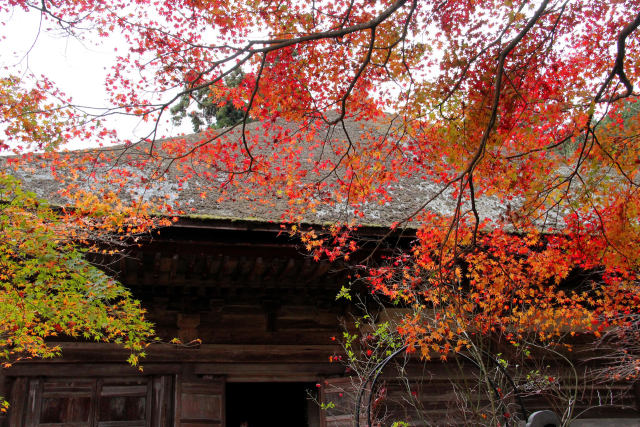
<box><xmin>2</xmin><ymin>0</ymin><xmax>640</xmax><ymax>396</ymax></box>
<box><xmin>0</xmin><ymin>173</ymin><xmax>153</xmax><ymax>366</ymax></box>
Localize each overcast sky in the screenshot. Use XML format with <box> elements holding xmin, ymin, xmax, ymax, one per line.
<box><xmin>1</xmin><ymin>7</ymin><xmax>191</xmax><ymax>150</ymax></box>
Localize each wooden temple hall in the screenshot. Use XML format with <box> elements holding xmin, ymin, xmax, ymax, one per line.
<box><xmin>2</xmin><ymin>218</ymin><xmax>640</xmax><ymax>426</ymax></box>
<box><xmin>2</xmin><ymin>120</ymin><xmax>640</xmax><ymax>426</ymax></box>
<box><xmin>0</xmin><ymin>217</ymin><xmax>362</xmax><ymax>426</ymax></box>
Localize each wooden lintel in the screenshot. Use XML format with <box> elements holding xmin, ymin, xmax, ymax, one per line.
<box><xmin>5</xmin><ymin>343</ymin><xmax>341</xmax><ymax>365</ymax></box>
<box><xmin>193</xmin><ymin>362</ymin><xmax>344</xmax><ymax>377</ymax></box>
<box><xmin>4</xmin><ymin>363</ymin><xmax>181</xmax><ymax>377</ymax></box>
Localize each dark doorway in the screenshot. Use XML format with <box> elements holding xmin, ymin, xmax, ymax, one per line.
<box><xmin>226</xmin><ymin>382</ymin><xmax>318</xmax><ymax>427</ymax></box>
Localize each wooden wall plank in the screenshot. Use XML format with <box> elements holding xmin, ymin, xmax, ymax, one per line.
<box><xmin>8</xmin><ymin>377</ymin><xmax>28</xmax><ymax>427</ymax></box>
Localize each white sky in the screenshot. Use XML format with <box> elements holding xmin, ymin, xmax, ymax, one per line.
<box><xmin>1</xmin><ymin>7</ymin><xmax>191</xmax><ymax>150</ymax></box>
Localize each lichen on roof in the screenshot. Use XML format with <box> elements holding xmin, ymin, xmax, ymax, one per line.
<box><xmin>5</xmin><ymin>116</ymin><xmax>511</xmax><ymax>228</ymax></box>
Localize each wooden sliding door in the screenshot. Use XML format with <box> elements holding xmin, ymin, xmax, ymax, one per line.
<box><xmin>9</xmin><ymin>375</ymin><xmax>172</xmax><ymax>427</ymax></box>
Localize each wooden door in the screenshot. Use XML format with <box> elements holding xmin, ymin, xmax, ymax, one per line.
<box><xmin>175</xmin><ymin>377</ymin><xmax>224</xmax><ymax>426</ymax></box>
<box><xmin>9</xmin><ymin>376</ymin><xmax>172</xmax><ymax>427</ymax></box>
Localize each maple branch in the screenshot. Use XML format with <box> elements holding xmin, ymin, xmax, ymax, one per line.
<box><xmin>551</xmin><ymin>12</ymin><xmax>640</xmax><ymax>214</ymax></box>
<box><xmin>336</xmin><ymin>0</ymin><xmax>356</xmax><ymax>30</ymax></box>
<box><xmin>436</xmin><ymin>0</ymin><xmax>529</xmax><ymax>110</ymax></box>
<box><xmin>330</xmin><ymin>26</ymin><xmax>377</xmax><ymax>125</ymax></box>
<box><xmin>395</xmin><ymin>0</ymin><xmax>554</xmax><ymax>282</ymax></box>
<box><xmin>380</xmin><ymin>0</ymin><xmax>419</xmax><ymax>93</ymax></box>
<box><xmin>240</xmin><ymin>54</ymin><xmax>268</xmax><ymax>171</ymax></box>
<box><xmin>581</xmin><ymin>182</ymin><xmax>633</xmax><ymax>265</ymax></box>
<box><xmin>505</xmin><ymin>132</ymin><xmax>574</xmax><ymax>160</ymax></box>
<box><xmin>432</xmin><ymin>0</ymin><xmax>553</xmax><ymax>265</ymax></box>
<box><xmin>595</xmin><ymin>10</ymin><xmax>640</xmax><ymax>103</ymax></box>
<box><xmin>122</xmin><ymin>0</ymin><xmax>412</xmax><ymax>165</ymax></box>
<box><xmin>468</xmin><ymin>173</ymin><xmax>480</xmax><ymax>247</ymax></box>
<box><xmin>315</xmin><ymin>122</ymin><xmax>355</xmax><ymax>184</ymax></box>
<box><xmin>30</xmin><ymin>0</ymin><xmax>87</xmax><ymax>30</ymax></box>
<box><xmin>248</xmin><ymin>0</ymin><xmax>409</xmax><ymax>51</ymax></box>
<box><xmin>466</xmin><ymin>0</ymin><xmax>552</xmax><ymax>175</ymax></box>
<box><xmin>590</xmin><ymin>127</ymin><xmax>639</xmax><ymax>188</ymax></box>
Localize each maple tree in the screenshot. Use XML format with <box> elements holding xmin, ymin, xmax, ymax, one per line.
<box><xmin>2</xmin><ymin>0</ymin><xmax>640</xmax><ymax>422</ymax></box>
<box><xmin>0</xmin><ymin>172</ymin><xmax>154</xmax><ymax>366</ymax></box>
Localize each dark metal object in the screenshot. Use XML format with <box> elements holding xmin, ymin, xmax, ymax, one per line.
<box><xmin>526</xmin><ymin>410</ymin><xmax>561</xmax><ymax>427</ymax></box>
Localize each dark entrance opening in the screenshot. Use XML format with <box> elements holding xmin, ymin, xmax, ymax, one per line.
<box><xmin>226</xmin><ymin>382</ymin><xmax>317</xmax><ymax>427</ymax></box>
